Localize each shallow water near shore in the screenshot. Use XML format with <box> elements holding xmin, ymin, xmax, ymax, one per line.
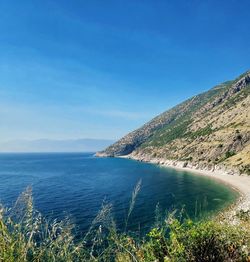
<box><xmin>0</xmin><ymin>153</ymin><xmax>238</xmax><ymax>235</ymax></box>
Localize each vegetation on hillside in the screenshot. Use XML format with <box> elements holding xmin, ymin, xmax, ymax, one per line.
<box><xmin>0</xmin><ymin>186</ymin><xmax>249</xmax><ymax>261</ymax></box>
<box><xmin>100</xmin><ymin>71</ymin><xmax>250</xmax><ymax>174</ymax></box>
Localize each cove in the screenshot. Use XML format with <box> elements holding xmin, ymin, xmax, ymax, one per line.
<box><xmin>0</xmin><ymin>153</ymin><xmax>238</xmax><ymax>235</ymax></box>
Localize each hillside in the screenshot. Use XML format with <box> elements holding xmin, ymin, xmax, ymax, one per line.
<box><xmin>97</xmin><ymin>71</ymin><xmax>250</xmax><ymax>175</ymax></box>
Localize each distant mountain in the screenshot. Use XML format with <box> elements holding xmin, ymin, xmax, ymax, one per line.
<box><xmin>0</xmin><ymin>139</ymin><xmax>114</xmax><ymax>153</ymax></box>
<box><xmin>98</xmin><ymin>71</ymin><xmax>250</xmax><ymax>175</ymax></box>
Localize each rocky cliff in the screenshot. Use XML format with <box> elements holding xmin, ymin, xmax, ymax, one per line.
<box><xmin>97</xmin><ymin>71</ymin><xmax>250</xmax><ymax>175</ymax></box>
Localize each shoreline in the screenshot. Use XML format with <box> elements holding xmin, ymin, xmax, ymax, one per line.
<box><xmin>118</xmin><ymin>154</ymin><xmax>250</xmax><ymax>222</ymax></box>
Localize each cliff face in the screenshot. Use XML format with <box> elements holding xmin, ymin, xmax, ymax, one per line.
<box><xmin>98</xmin><ymin>71</ymin><xmax>250</xmax><ymax>175</ymax></box>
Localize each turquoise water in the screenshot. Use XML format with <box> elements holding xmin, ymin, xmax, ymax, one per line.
<box><xmin>0</xmin><ymin>153</ymin><xmax>238</xmax><ymax>235</ymax></box>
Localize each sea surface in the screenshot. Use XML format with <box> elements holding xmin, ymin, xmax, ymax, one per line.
<box><xmin>0</xmin><ymin>153</ymin><xmax>238</xmax><ymax>235</ymax></box>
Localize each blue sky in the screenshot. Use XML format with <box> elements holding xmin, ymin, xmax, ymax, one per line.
<box><xmin>0</xmin><ymin>0</ymin><xmax>250</xmax><ymax>142</ymax></box>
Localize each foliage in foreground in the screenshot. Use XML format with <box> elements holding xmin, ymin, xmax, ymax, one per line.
<box><xmin>0</xmin><ymin>186</ymin><xmax>249</xmax><ymax>262</ymax></box>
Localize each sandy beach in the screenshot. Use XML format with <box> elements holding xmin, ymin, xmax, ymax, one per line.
<box><xmin>119</xmin><ymin>154</ymin><xmax>250</xmax><ymax>221</ymax></box>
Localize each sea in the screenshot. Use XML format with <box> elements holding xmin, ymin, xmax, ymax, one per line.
<box><xmin>0</xmin><ymin>152</ymin><xmax>238</xmax><ymax>236</ymax></box>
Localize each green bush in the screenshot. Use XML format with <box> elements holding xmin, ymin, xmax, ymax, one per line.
<box><xmin>225</xmin><ymin>151</ymin><xmax>236</xmax><ymax>159</ymax></box>
<box><xmin>186</xmin><ymin>124</ymin><xmax>214</xmax><ymax>139</ymax></box>
<box><xmin>0</xmin><ymin>187</ymin><xmax>249</xmax><ymax>261</ymax></box>
<box><xmin>165</xmin><ymin>219</ymin><xmax>249</xmax><ymax>261</ymax></box>
<box><xmin>240</xmin><ymin>165</ymin><xmax>250</xmax><ymax>175</ymax></box>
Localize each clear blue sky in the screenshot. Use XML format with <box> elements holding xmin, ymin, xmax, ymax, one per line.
<box><xmin>0</xmin><ymin>0</ymin><xmax>249</xmax><ymax>142</ymax></box>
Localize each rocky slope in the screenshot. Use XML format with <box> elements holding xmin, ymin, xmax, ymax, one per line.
<box><xmin>97</xmin><ymin>71</ymin><xmax>250</xmax><ymax>175</ymax></box>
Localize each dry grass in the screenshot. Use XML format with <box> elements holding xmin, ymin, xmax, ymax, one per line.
<box><xmin>0</xmin><ymin>185</ymin><xmax>249</xmax><ymax>261</ymax></box>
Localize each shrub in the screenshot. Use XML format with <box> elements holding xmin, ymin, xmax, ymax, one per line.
<box><xmin>236</xmin><ymin>134</ymin><xmax>242</xmax><ymax>140</ymax></box>
<box><xmin>236</xmin><ymin>209</ymin><xmax>250</xmax><ymax>222</ymax></box>
<box><xmin>165</xmin><ymin>219</ymin><xmax>250</xmax><ymax>262</ymax></box>
<box><xmin>0</xmin><ymin>187</ymin><xmax>249</xmax><ymax>261</ymax></box>
<box><xmin>187</xmin><ymin>124</ymin><xmax>214</xmax><ymax>139</ymax></box>
<box><xmin>225</xmin><ymin>151</ymin><xmax>236</xmax><ymax>159</ymax></box>
<box><xmin>240</xmin><ymin>165</ymin><xmax>250</xmax><ymax>175</ymax></box>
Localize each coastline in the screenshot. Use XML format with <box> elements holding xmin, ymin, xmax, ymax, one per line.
<box><xmin>118</xmin><ymin>153</ymin><xmax>250</xmax><ymax>223</ymax></box>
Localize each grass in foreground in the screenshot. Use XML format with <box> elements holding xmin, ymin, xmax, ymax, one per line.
<box><xmin>0</xmin><ymin>185</ymin><xmax>249</xmax><ymax>261</ymax></box>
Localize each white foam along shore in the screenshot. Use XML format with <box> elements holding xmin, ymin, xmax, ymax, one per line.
<box><xmin>118</xmin><ymin>154</ymin><xmax>250</xmax><ymax>218</ymax></box>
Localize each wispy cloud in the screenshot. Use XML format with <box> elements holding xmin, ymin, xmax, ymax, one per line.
<box><xmin>0</xmin><ymin>102</ymin><xmax>155</xmax><ymax>143</ymax></box>
<box><xmin>80</xmin><ymin>108</ymin><xmax>153</xmax><ymax>120</ymax></box>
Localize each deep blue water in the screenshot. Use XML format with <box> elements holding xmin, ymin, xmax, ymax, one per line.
<box><xmin>0</xmin><ymin>153</ymin><xmax>238</xmax><ymax>235</ymax></box>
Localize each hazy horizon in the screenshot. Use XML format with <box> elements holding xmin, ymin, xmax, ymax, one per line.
<box><xmin>0</xmin><ymin>138</ymin><xmax>114</xmax><ymax>153</ymax></box>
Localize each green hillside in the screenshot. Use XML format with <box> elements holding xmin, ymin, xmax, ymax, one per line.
<box><xmin>98</xmin><ymin>71</ymin><xmax>250</xmax><ymax>174</ymax></box>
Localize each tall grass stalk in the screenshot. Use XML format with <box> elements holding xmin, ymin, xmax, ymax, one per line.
<box><xmin>0</xmin><ymin>186</ymin><xmax>249</xmax><ymax>261</ymax></box>
<box><xmin>125</xmin><ymin>179</ymin><xmax>142</xmax><ymax>231</ymax></box>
